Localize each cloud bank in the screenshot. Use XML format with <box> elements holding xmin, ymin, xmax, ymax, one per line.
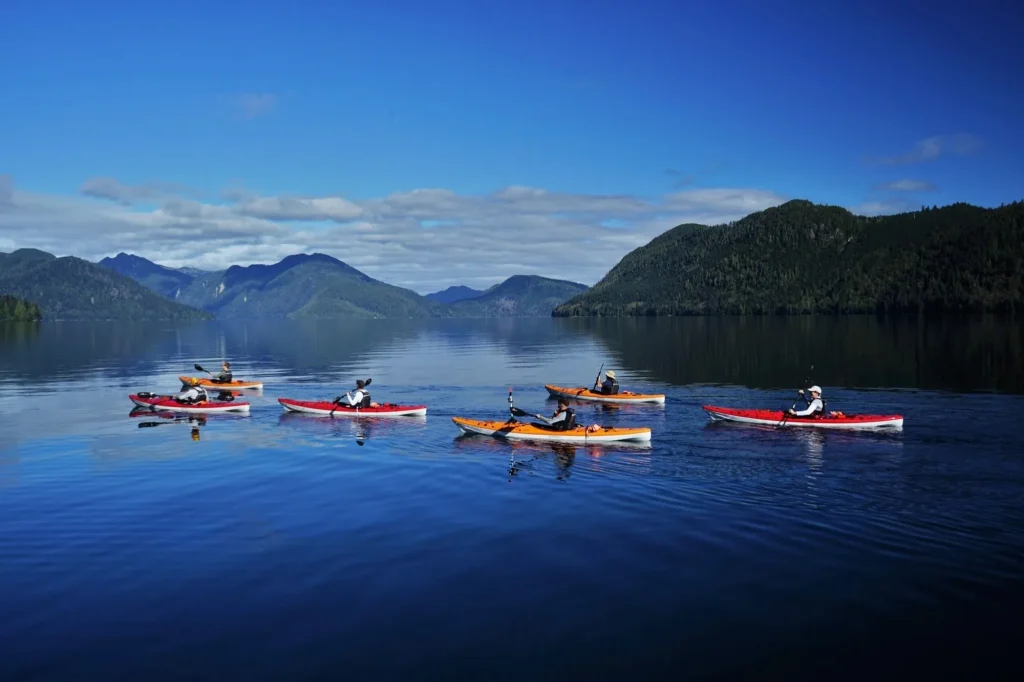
<box><xmin>0</xmin><ymin>177</ymin><xmax>787</xmax><ymax>292</ymax></box>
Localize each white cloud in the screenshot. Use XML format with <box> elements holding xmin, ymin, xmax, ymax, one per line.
<box><xmin>852</xmin><ymin>200</ymin><xmax>913</xmax><ymax>217</ymax></box>
<box><xmin>872</xmin><ymin>134</ymin><xmax>983</xmax><ymax>165</ymax></box>
<box><xmin>0</xmin><ymin>177</ymin><xmax>788</xmax><ymax>292</ymax></box>
<box><xmin>223</xmin><ymin>93</ymin><xmax>278</xmax><ymax>120</ymax></box>
<box><xmin>875</xmin><ymin>179</ymin><xmax>936</xmax><ymax>192</ymax></box>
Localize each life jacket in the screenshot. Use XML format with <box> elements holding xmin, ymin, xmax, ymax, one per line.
<box><xmin>359</xmin><ymin>391</ymin><xmax>372</xmax><ymax>408</ymax></box>
<box><xmin>555</xmin><ymin>407</ymin><xmax>576</xmax><ymax>431</ymax></box>
<box><xmin>601</xmin><ymin>379</ymin><xmax>619</xmax><ymax>395</ymax></box>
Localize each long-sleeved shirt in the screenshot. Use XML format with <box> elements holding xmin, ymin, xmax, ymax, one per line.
<box><xmin>537</xmin><ymin>409</ymin><xmax>571</xmax><ymax>427</ymax></box>
<box><xmin>793</xmin><ymin>397</ymin><xmax>823</xmax><ymax>417</ymax></box>
<box><xmin>338</xmin><ymin>389</ymin><xmax>366</xmax><ymax>407</ymax></box>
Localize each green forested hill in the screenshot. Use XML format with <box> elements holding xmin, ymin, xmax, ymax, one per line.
<box><xmin>552</xmin><ymin>200</ymin><xmax>1024</xmax><ymax>316</ymax></box>
<box><xmin>0</xmin><ymin>249</ymin><xmax>212</xmax><ymax>320</ymax></box>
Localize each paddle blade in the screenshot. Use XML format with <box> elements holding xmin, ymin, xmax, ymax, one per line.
<box><xmin>510</xmin><ymin>406</ymin><xmax>532</xmax><ymax>417</ymax></box>
<box><xmin>365</xmin><ymin>378</ymin><xmax>372</xmax><ymax>386</ymax></box>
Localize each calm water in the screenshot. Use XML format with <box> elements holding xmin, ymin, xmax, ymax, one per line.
<box><xmin>1</xmin><ymin>316</ymin><xmax>1023</xmax><ymax>681</ymax></box>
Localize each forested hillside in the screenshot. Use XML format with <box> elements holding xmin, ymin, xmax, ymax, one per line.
<box><xmin>553</xmin><ymin>200</ymin><xmax>1024</xmax><ymax>316</ymax></box>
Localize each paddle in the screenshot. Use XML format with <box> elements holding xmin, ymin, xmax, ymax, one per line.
<box><xmin>330</xmin><ymin>377</ymin><xmax>372</xmax><ymax>417</ymax></box>
<box><xmin>593</xmin><ymin>362</ymin><xmax>604</xmax><ymax>390</ymax></box>
<box><xmin>777</xmin><ymin>364</ymin><xmax>814</xmax><ymax>428</ymax></box>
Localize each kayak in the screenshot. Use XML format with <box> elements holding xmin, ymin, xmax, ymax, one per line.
<box><xmin>702</xmin><ymin>405</ymin><xmax>903</xmax><ymax>430</ymax></box>
<box><xmin>278</xmin><ymin>398</ymin><xmax>427</xmax><ymax>417</ymax></box>
<box><xmin>178</xmin><ymin>376</ymin><xmax>263</xmax><ymax>390</ymax></box>
<box><xmin>452</xmin><ymin>417</ymin><xmax>652</xmax><ymax>443</ymax></box>
<box><xmin>544</xmin><ymin>384</ymin><xmax>665</xmax><ymax>404</ymax></box>
<box><xmin>129</xmin><ymin>393</ymin><xmax>251</xmax><ymax>414</ymax></box>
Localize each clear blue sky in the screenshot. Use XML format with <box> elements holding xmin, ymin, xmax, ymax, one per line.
<box><xmin>1</xmin><ymin>0</ymin><xmax>1022</xmax><ymax>288</ymax></box>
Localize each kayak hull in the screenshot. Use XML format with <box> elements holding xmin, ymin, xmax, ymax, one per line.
<box><xmin>545</xmin><ymin>384</ymin><xmax>665</xmax><ymax>404</ymax></box>
<box><xmin>278</xmin><ymin>398</ymin><xmax>427</xmax><ymax>417</ymax></box>
<box><xmin>703</xmin><ymin>405</ymin><xmax>903</xmax><ymax>430</ymax></box>
<box><xmin>178</xmin><ymin>376</ymin><xmax>264</xmax><ymax>390</ymax></box>
<box><xmin>452</xmin><ymin>417</ymin><xmax>651</xmax><ymax>443</ymax></box>
<box><xmin>130</xmin><ymin>393</ymin><xmax>250</xmax><ymax>414</ymax></box>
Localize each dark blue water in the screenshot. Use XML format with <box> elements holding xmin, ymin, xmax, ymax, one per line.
<box><xmin>2</xmin><ymin>317</ymin><xmax>1023</xmax><ymax>681</ymax></box>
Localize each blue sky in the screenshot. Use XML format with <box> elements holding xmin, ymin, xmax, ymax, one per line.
<box><xmin>1</xmin><ymin>0</ymin><xmax>1021</xmax><ymax>291</ymax></box>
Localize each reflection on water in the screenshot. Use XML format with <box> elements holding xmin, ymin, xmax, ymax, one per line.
<box><xmin>567</xmin><ymin>315</ymin><xmax>1024</xmax><ymax>393</ymax></box>
<box><xmin>1</xmin><ymin>317</ymin><xmax>1023</xmax><ymax>681</ymax></box>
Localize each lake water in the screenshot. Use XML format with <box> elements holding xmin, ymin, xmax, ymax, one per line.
<box><xmin>2</xmin><ymin>316</ymin><xmax>1023</xmax><ymax>681</ymax></box>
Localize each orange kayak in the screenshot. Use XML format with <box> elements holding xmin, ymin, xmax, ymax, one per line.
<box><xmin>452</xmin><ymin>417</ymin><xmax>652</xmax><ymax>444</ymax></box>
<box><xmin>544</xmin><ymin>384</ymin><xmax>665</xmax><ymax>404</ymax></box>
<box><xmin>178</xmin><ymin>375</ymin><xmax>264</xmax><ymax>390</ymax></box>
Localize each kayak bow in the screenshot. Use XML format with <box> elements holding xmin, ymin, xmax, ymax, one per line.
<box><xmin>452</xmin><ymin>417</ymin><xmax>652</xmax><ymax>444</ymax></box>
<box><xmin>703</xmin><ymin>405</ymin><xmax>903</xmax><ymax>430</ymax></box>
<box><xmin>544</xmin><ymin>384</ymin><xmax>665</xmax><ymax>404</ymax></box>
<box><xmin>278</xmin><ymin>398</ymin><xmax>427</xmax><ymax>417</ymax></box>
<box><xmin>129</xmin><ymin>393</ymin><xmax>250</xmax><ymax>414</ymax></box>
<box><xmin>179</xmin><ymin>376</ymin><xmax>263</xmax><ymax>390</ymax></box>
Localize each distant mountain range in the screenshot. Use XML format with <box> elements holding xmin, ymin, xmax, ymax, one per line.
<box><xmin>98</xmin><ymin>253</ymin><xmax>195</xmax><ymax>300</ymax></box>
<box><xmin>87</xmin><ymin>251</ymin><xmax>588</xmax><ymax>320</ymax></box>
<box><xmin>425</xmin><ymin>285</ymin><xmax>483</xmax><ymax>304</ymax></box>
<box><xmin>0</xmin><ymin>249</ymin><xmax>211</xmax><ymax>321</ymax></box>
<box><xmin>553</xmin><ymin>199</ymin><xmax>1024</xmax><ymax>316</ymax></box>
<box><xmin>9</xmin><ymin>198</ymin><xmax>1017</xmax><ymax>321</ymax></box>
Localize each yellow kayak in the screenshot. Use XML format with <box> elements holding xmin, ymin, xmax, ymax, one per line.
<box><xmin>544</xmin><ymin>384</ymin><xmax>665</xmax><ymax>404</ymax></box>
<box><xmin>178</xmin><ymin>375</ymin><xmax>264</xmax><ymax>390</ymax></box>
<box><xmin>452</xmin><ymin>417</ymin><xmax>651</xmax><ymax>444</ymax></box>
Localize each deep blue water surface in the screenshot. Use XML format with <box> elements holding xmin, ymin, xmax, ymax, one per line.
<box><xmin>1</xmin><ymin>317</ymin><xmax>1023</xmax><ymax>680</ymax></box>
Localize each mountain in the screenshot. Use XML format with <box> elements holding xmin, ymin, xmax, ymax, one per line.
<box><xmin>98</xmin><ymin>252</ymin><xmax>196</xmax><ymax>299</ymax></box>
<box><xmin>425</xmin><ymin>285</ymin><xmax>484</xmax><ymax>304</ymax></box>
<box><xmin>0</xmin><ymin>249</ymin><xmax>212</xmax><ymax>320</ymax></box>
<box><xmin>553</xmin><ymin>200</ymin><xmax>1024</xmax><ymax>316</ymax></box>
<box><xmin>175</xmin><ymin>252</ymin><xmax>442</xmax><ymax>319</ymax></box>
<box><xmin>448</xmin><ymin>275</ymin><xmax>589</xmax><ymax>317</ymax></box>
<box><xmin>176</xmin><ymin>266</ymin><xmax>212</xmax><ymax>277</ymax></box>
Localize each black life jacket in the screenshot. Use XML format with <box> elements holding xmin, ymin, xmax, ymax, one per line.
<box><xmin>556</xmin><ymin>407</ymin><xmax>576</xmax><ymax>431</ymax></box>
<box><xmin>601</xmin><ymin>379</ymin><xmax>619</xmax><ymax>395</ymax></box>
<box><xmin>360</xmin><ymin>391</ymin><xmax>372</xmax><ymax>408</ymax></box>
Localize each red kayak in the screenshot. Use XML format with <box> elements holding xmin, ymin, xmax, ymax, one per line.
<box><xmin>129</xmin><ymin>393</ymin><xmax>250</xmax><ymax>414</ymax></box>
<box><xmin>703</xmin><ymin>405</ymin><xmax>903</xmax><ymax>430</ymax></box>
<box><xmin>278</xmin><ymin>397</ymin><xmax>427</xmax><ymax>417</ymax></box>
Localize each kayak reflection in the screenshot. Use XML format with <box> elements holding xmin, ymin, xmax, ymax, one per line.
<box><xmin>129</xmin><ymin>407</ymin><xmax>208</xmax><ymax>441</ymax></box>
<box><xmin>276</xmin><ymin>411</ymin><xmax>428</xmax><ymax>444</ymax></box>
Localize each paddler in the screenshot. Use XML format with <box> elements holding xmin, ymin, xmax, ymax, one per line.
<box><xmin>594</xmin><ymin>369</ymin><xmax>620</xmax><ymax>395</ymax></box>
<box><xmin>175</xmin><ymin>378</ymin><xmax>208</xmax><ymax>404</ymax></box>
<box><xmin>334</xmin><ymin>379</ymin><xmax>375</xmax><ymax>408</ymax></box>
<box><xmin>213</xmin><ymin>361</ymin><xmax>233</xmax><ymax>384</ymax></box>
<box><xmin>786</xmin><ymin>385</ymin><xmax>824</xmax><ymax>418</ymax></box>
<box><xmin>534</xmin><ymin>398</ymin><xmax>577</xmax><ymax>431</ymax></box>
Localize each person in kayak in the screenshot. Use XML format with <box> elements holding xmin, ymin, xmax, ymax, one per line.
<box><xmin>594</xmin><ymin>370</ymin><xmax>620</xmax><ymax>395</ymax></box>
<box><xmin>213</xmin><ymin>362</ymin><xmax>233</xmax><ymax>384</ymax></box>
<box><xmin>534</xmin><ymin>399</ymin><xmax>577</xmax><ymax>431</ymax></box>
<box><xmin>786</xmin><ymin>385</ymin><xmax>825</xmax><ymax>418</ymax></box>
<box><xmin>334</xmin><ymin>379</ymin><xmax>375</xmax><ymax>408</ymax></box>
<box><xmin>175</xmin><ymin>378</ymin><xmax>208</xmax><ymax>404</ymax></box>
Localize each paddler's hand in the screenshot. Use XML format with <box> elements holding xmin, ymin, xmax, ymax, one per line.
<box><xmin>798</xmin><ymin>389</ymin><xmax>804</xmax><ymax>395</ymax></box>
